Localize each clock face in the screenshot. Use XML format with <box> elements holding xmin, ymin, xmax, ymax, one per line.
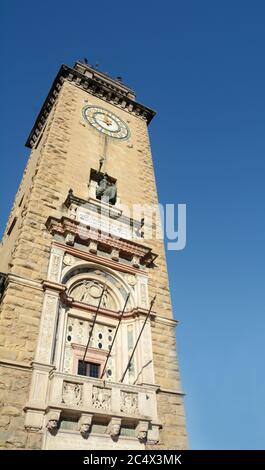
<box><xmin>82</xmin><ymin>105</ymin><xmax>130</xmax><ymax>140</ymax></box>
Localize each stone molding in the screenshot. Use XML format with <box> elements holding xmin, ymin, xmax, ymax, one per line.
<box><xmin>0</xmin><ymin>358</ymin><xmax>32</xmax><ymax>370</ymax></box>
<box><xmin>62</xmin><ymin>291</ymin><xmax>156</xmax><ymax>322</ymax></box>
<box><xmin>154</xmin><ymin>315</ymin><xmax>179</xmax><ymax>327</ymax></box>
<box><xmin>46</xmin><ymin>216</ymin><xmax>157</xmax><ymax>267</ymax></box>
<box><xmin>158</xmin><ymin>387</ymin><xmax>185</xmax><ymax>396</ymax></box>
<box><xmin>53</xmin><ymin>241</ymin><xmax>147</xmax><ymax>276</ymax></box>
<box><xmin>5</xmin><ymin>273</ymin><xmax>43</xmax><ymax>291</ymax></box>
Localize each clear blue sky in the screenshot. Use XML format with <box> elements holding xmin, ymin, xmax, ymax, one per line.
<box><xmin>1</xmin><ymin>0</ymin><xmax>264</xmax><ymax>450</ymax></box>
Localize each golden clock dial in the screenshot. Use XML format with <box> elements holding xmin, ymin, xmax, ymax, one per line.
<box><xmin>82</xmin><ymin>105</ymin><xmax>130</xmax><ymax>140</ymax></box>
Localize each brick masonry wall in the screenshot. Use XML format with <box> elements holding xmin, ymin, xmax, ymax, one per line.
<box><xmin>0</xmin><ymin>78</ymin><xmax>188</xmax><ymax>449</ymax></box>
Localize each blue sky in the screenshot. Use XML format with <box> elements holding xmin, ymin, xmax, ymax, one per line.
<box><xmin>1</xmin><ymin>0</ymin><xmax>264</xmax><ymax>449</ymax></box>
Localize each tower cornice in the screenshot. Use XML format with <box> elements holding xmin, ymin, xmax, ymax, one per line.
<box><xmin>25</xmin><ymin>62</ymin><xmax>156</xmax><ymax>148</ymax></box>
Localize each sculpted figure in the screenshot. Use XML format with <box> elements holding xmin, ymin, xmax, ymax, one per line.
<box><xmin>78</xmin><ymin>415</ymin><xmax>92</xmax><ymax>436</ymax></box>
<box><xmin>109</xmin><ymin>423</ymin><xmax>121</xmax><ymax>437</ymax></box>
<box><xmin>107</xmin><ymin>418</ymin><xmax>121</xmax><ymax>438</ymax></box>
<box><xmin>136</xmin><ymin>422</ymin><xmax>148</xmax><ymax>441</ymax></box>
<box><xmin>96</xmin><ymin>173</ymin><xmax>117</xmax><ymax>205</ymax></box>
<box><xmin>46</xmin><ymin>413</ymin><xmax>59</xmax><ymax>432</ymax></box>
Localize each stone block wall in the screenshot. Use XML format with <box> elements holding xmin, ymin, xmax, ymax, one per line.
<box><xmin>0</xmin><ymin>76</ymin><xmax>188</xmax><ymax>449</ymax></box>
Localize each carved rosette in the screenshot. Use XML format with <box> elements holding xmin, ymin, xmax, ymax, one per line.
<box><xmin>124</xmin><ymin>273</ymin><xmax>136</xmax><ymax>287</ymax></box>
<box><xmin>63</xmin><ymin>254</ymin><xmax>75</xmax><ymax>266</ymax></box>
<box><xmin>92</xmin><ymin>386</ymin><xmax>111</xmax><ymax>410</ymax></box>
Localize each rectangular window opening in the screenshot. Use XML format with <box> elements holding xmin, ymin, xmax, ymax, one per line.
<box><xmin>78</xmin><ymin>360</ymin><xmax>100</xmax><ymax>378</ymax></box>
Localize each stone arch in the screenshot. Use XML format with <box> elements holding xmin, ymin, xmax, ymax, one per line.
<box><xmin>61</xmin><ymin>261</ymin><xmax>136</xmax><ymax>311</ymax></box>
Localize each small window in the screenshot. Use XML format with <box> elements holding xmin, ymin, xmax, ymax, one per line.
<box><xmin>78</xmin><ymin>360</ymin><xmax>100</xmax><ymax>378</ymax></box>
<box><xmin>7</xmin><ymin>217</ymin><xmax>17</xmax><ymax>236</ymax></box>
<box><xmin>18</xmin><ymin>195</ymin><xmax>24</xmax><ymax>207</ymax></box>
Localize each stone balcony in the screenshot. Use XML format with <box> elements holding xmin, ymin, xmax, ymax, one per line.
<box><xmin>25</xmin><ymin>366</ymin><xmax>160</xmax><ymax>446</ymax></box>
<box><xmin>49</xmin><ymin>370</ymin><xmax>157</xmax><ymax>419</ymax></box>
<box><xmin>46</xmin><ymin>371</ymin><xmax>160</xmax><ymax>443</ymax></box>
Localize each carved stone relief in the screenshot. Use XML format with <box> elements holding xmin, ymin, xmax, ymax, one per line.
<box><xmin>63</xmin><ymin>254</ymin><xmax>75</xmax><ymax>266</ymax></box>
<box><xmin>92</xmin><ymin>386</ymin><xmax>111</xmax><ymax>410</ymax></box>
<box><xmin>71</xmin><ymin>280</ymin><xmax>116</xmax><ymax>310</ymax></box>
<box><xmin>124</xmin><ymin>274</ymin><xmax>136</xmax><ymax>287</ymax></box>
<box><xmin>50</xmin><ymin>255</ymin><xmax>61</xmax><ymax>282</ymax></box>
<box><xmin>65</xmin><ymin>233</ymin><xmax>75</xmax><ymax>245</ymax></box>
<box><xmin>120</xmin><ymin>391</ymin><xmax>138</xmax><ymax>414</ymax></box>
<box><xmin>132</xmin><ymin>255</ymin><xmax>140</xmax><ymax>268</ymax></box>
<box><xmin>140</xmin><ymin>283</ymin><xmax>148</xmax><ymax>307</ymax></box>
<box><xmin>69</xmin><ymin>204</ymin><xmax>77</xmax><ymax>220</ymax></box>
<box><xmin>62</xmin><ymin>382</ymin><xmax>82</xmax><ymax>406</ymax></box>
<box><xmin>46</xmin><ymin>410</ymin><xmax>61</xmax><ymax>433</ymax></box>
<box><xmin>37</xmin><ymin>294</ymin><xmax>58</xmax><ymax>363</ymax></box>
<box><xmin>48</xmin><ymin>247</ymin><xmax>64</xmax><ymax>282</ymax></box>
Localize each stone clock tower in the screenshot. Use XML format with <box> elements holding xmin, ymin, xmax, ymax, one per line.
<box><xmin>0</xmin><ymin>61</ymin><xmax>188</xmax><ymax>450</ymax></box>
